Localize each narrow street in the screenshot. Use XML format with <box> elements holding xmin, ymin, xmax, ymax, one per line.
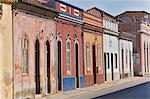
<box><xmin>1</xmin><ymin>0</ymin><xmax>150</xmax><ymax>99</ymax></box>
<box><xmin>43</xmin><ymin>77</ymin><xmax>150</xmax><ymax>99</ymax></box>
<box><xmin>94</xmin><ymin>82</ymin><xmax>150</xmax><ymax>99</ymax></box>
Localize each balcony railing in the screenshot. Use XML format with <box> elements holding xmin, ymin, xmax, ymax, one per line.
<box><xmin>139</xmin><ymin>22</ymin><xmax>150</xmax><ymax>34</ymax></box>
<box><xmin>119</xmin><ymin>21</ymin><xmax>150</xmax><ymax>34</ymax></box>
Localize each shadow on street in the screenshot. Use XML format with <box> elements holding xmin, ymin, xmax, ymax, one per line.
<box><xmin>93</xmin><ymin>82</ymin><xmax>150</xmax><ymax>99</ymax></box>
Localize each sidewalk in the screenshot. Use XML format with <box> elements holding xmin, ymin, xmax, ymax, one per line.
<box><xmin>43</xmin><ymin>76</ymin><xmax>150</xmax><ymax>99</ymax></box>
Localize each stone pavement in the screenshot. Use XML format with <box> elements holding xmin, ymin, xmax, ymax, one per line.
<box><xmin>43</xmin><ymin>76</ymin><xmax>150</xmax><ymax>99</ymax></box>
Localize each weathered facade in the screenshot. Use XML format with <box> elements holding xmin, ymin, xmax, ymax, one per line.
<box><xmin>0</xmin><ymin>3</ymin><xmax>13</xmax><ymax>99</ymax></box>
<box><xmin>117</xmin><ymin>11</ymin><xmax>150</xmax><ymax>76</ymax></box>
<box><xmin>119</xmin><ymin>31</ymin><xmax>134</xmax><ymax>78</ymax></box>
<box><xmin>103</xmin><ymin>10</ymin><xmax>120</xmax><ymax>82</ymax></box>
<box><xmin>13</xmin><ymin>0</ymin><xmax>57</xmax><ymax>98</ymax></box>
<box><xmin>55</xmin><ymin>0</ymin><xmax>84</xmax><ymax>91</ymax></box>
<box><xmin>1</xmin><ymin>0</ymin><xmax>150</xmax><ymax>98</ymax></box>
<box><xmin>83</xmin><ymin>8</ymin><xmax>104</xmax><ymax>86</ymax></box>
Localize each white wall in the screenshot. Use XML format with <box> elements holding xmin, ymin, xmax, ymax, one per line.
<box><xmin>119</xmin><ymin>39</ymin><xmax>134</xmax><ymax>78</ymax></box>
<box><xmin>103</xmin><ymin>34</ymin><xmax>120</xmax><ymax>81</ymax></box>
<box><xmin>103</xmin><ymin>19</ymin><xmax>118</xmax><ymax>32</ymax></box>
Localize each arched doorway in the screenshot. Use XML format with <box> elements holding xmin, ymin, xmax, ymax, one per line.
<box><xmin>75</xmin><ymin>43</ymin><xmax>79</xmax><ymax>88</ymax></box>
<box><xmin>104</xmin><ymin>53</ymin><xmax>107</xmax><ymax>81</ymax></box>
<box><xmin>92</xmin><ymin>45</ymin><xmax>96</xmax><ymax>84</ymax></box>
<box><xmin>122</xmin><ymin>49</ymin><xmax>124</xmax><ymax>78</ymax></box>
<box><xmin>111</xmin><ymin>53</ymin><xmax>114</xmax><ymax>80</ymax></box>
<box><xmin>129</xmin><ymin>50</ymin><xmax>132</xmax><ymax>76</ymax></box>
<box><xmin>35</xmin><ymin>39</ymin><xmax>40</xmax><ymax>94</ymax></box>
<box><xmin>144</xmin><ymin>43</ymin><xmax>146</xmax><ymax>73</ymax></box>
<box><xmin>147</xmin><ymin>44</ymin><xmax>149</xmax><ymax>73</ymax></box>
<box><xmin>58</xmin><ymin>41</ymin><xmax>62</xmax><ymax>91</ymax></box>
<box><xmin>46</xmin><ymin>40</ymin><xmax>51</xmax><ymax>93</ymax></box>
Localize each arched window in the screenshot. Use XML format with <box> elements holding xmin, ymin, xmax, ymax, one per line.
<box><xmin>97</xmin><ymin>45</ymin><xmax>101</xmax><ymax>71</ymax></box>
<box><xmin>86</xmin><ymin>43</ymin><xmax>90</xmax><ymax>72</ymax></box>
<box><xmin>22</xmin><ymin>35</ymin><xmax>29</xmax><ymax>75</ymax></box>
<box><xmin>66</xmin><ymin>40</ymin><xmax>71</xmax><ymax>73</ymax></box>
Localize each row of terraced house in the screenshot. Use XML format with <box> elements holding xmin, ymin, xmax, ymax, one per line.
<box><xmin>0</xmin><ymin>0</ymin><xmax>150</xmax><ymax>98</ymax></box>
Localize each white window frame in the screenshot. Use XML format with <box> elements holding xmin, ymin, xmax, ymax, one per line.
<box><xmin>60</xmin><ymin>3</ymin><xmax>67</xmax><ymax>12</ymax></box>
<box><xmin>86</xmin><ymin>43</ymin><xmax>91</xmax><ymax>73</ymax></box>
<box><xmin>97</xmin><ymin>45</ymin><xmax>101</xmax><ymax>72</ymax></box>
<box><xmin>22</xmin><ymin>35</ymin><xmax>29</xmax><ymax>75</ymax></box>
<box><xmin>74</xmin><ymin>9</ymin><xmax>79</xmax><ymax>16</ymax></box>
<box><xmin>66</xmin><ymin>39</ymin><xmax>71</xmax><ymax>74</ymax></box>
<box><xmin>106</xmin><ymin>20</ymin><xmax>108</xmax><ymax>29</ymax></box>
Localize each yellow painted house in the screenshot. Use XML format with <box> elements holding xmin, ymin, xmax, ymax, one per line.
<box><xmin>0</xmin><ymin>2</ymin><xmax>13</xmax><ymax>99</ymax></box>
<box><xmin>83</xmin><ymin>8</ymin><xmax>104</xmax><ymax>87</ymax></box>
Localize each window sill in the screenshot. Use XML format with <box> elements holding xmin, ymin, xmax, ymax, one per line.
<box><xmin>23</xmin><ymin>73</ymin><xmax>28</xmax><ymax>76</ymax></box>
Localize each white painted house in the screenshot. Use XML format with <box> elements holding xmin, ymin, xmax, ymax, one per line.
<box><xmin>103</xmin><ymin>12</ymin><xmax>120</xmax><ymax>82</ymax></box>
<box><xmin>119</xmin><ymin>32</ymin><xmax>134</xmax><ymax>78</ymax></box>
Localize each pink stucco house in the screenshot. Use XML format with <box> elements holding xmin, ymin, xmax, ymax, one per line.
<box><xmin>13</xmin><ymin>0</ymin><xmax>58</xmax><ymax>98</ymax></box>
<box><xmin>117</xmin><ymin>11</ymin><xmax>150</xmax><ymax>76</ymax></box>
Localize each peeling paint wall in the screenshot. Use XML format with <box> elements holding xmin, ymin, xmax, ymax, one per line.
<box><xmin>56</xmin><ymin>20</ymin><xmax>83</xmax><ymax>91</ymax></box>
<box><xmin>13</xmin><ymin>11</ymin><xmax>56</xmax><ymax>98</ymax></box>
<box><xmin>0</xmin><ymin>4</ymin><xmax>13</xmax><ymax>99</ymax></box>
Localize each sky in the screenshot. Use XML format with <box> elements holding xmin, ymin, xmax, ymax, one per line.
<box><xmin>61</xmin><ymin>0</ymin><xmax>150</xmax><ymax>16</ymax></box>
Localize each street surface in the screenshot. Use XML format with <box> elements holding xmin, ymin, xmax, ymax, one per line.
<box><xmin>94</xmin><ymin>82</ymin><xmax>150</xmax><ymax>99</ymax></box>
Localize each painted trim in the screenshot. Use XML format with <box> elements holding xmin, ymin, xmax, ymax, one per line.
<box><xmin>66</xmin><ymin>38</ymin><xmax>71</xmax><ymax>75</ymax></box>
<box><xmin>80</xmin><ymin>76</ymin><xmax>85</xmax><ymax>88</ymax></box>
<box><xmin>97</xmin><ymin>44</ymin><xmax>101</xmax><ymax>73</ymax></box>
<box><xmin>57</xmin><ymin>0</ymin><xmax>83</xmax><ymax>11</ymax></box>
<box><xmin>59</xmin><ymin>13</ymin><xmax>84</xmax><ymax>23</ymax></box>
<box><xmin>86</xmin><ymin>42</ymin><xmax>91</xmax><ymax>73</ymax></box>
<box><xmin>63</xmin><ymin>77</ymin><xmax>75</xmax><ymax>91</ymax></box>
